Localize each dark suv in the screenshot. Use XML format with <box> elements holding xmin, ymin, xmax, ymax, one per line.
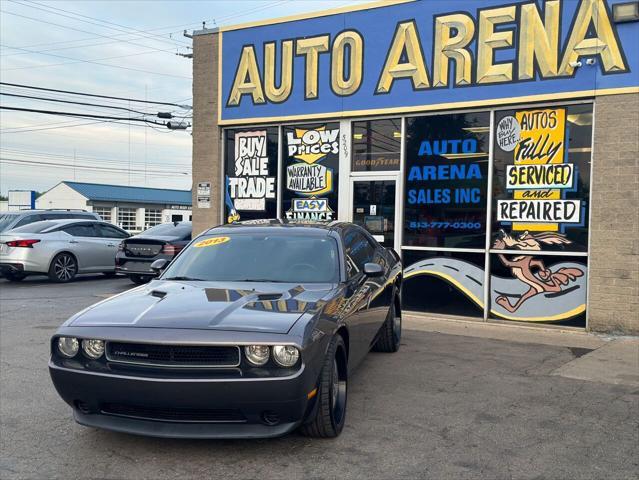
<box><xmin>0</xmin><ymin>210</ymin><xmax>100</xmax><ymax>233</ymax></box>
<box><xmin>115</xmin><ymin>222</ymin><xmax>192</xmax><ymax>284</ymax></box>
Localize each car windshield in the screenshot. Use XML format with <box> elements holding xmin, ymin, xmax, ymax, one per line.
<box><xmin>0</xmin><ymin>214</ymin><xmax>18</xmax><ymax>232</ymax></box>
<box><xmin>139</xmin><ymin>222</ymin><xmax>191</xmax><ymax>237</ymax></box>
<box><xmin>8</xmin><ymin>220</ymin><xmax>64</xmax><ymax>233</ymax></box>
<box><xmin>162</xmin><ymin>233</ymin><xmax>340</xmax><ymax>283</ymax></box>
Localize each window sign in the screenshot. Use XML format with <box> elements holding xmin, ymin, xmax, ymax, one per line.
<box><xmin>352</xmin><ymin>118</ymin><xmax>401</xmax><ymax>171</ymax></box>
<box><xmin>403</xmin><ymin>112</ymin><xmax>490</xmax><ymax>248</ymax></box>
<box><xmin>282</xmin><ymin>123</ymin><xmax>340</xmax><ymax>221</ymax></box>
<box><xmin>493</xmin><ymin>105</ymin><xmax>592</xmax><ymax>251</ymax></box>
<box><xmin>224</xmin><ymin>128</ymin><xmax>278</xmax><ymax>222</ymax></box>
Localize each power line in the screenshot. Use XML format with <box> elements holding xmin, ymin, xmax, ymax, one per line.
<box><xmin>0</xmin><ymin>92</ymin><xmax>152</xmax><ymax>116</ymax></box>
<box><xmin>2</xmin><ymin>147</ymin><xmax>191</xmax><ymax>171</ymax></box>
<box><xmin>0</xmin><ymin>106</ymin><xmax>169</xmax><ymax>126</ymax></box>
<box><xmin>0</xmin><ymin>82</ymin><xmax>191</xmax><ymax>108</ymax></box>
<box><xmin>1</xmin><ymin>158</ymin><xmax>191</xmax><ymax>177</ymax></box>
<box><xmin>1</xmin><ymin>20</ymin><xmax>201</xmax><ymax>52</ymax></box>
<box><xmin>0</xmin><ymin>9</ymin><xmax>185</xmax><ymax>56</ymax></box>
<box><xmin>10</xmin><ymin>0</ymin><xmax>191</xmax><ymax>48</ymax></box>
<box><xmin>2</xmin><ymin>44</ymin><xmax>181</xmax><ymax>72</ymax></box>
<box><xmin>0</xmin><ymin>39</ymin><xmax>190</xmax><ymax>79</ymax></box>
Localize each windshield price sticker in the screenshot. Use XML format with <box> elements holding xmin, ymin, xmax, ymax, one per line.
<box><xmin>194</xmin><ymin>237</ymin><xmax>230</xmax><ymax>248</ymax></box>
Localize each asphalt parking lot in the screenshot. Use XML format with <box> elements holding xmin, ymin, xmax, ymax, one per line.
<box><xmin>1</xmin><ymin>275</ymin><xmax>638</xmax><ymax>479</ymax></box>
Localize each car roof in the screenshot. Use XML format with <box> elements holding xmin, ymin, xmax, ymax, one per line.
<box><xmin>9</xmin><ymin>209</ymin><xmax>94</xmax><ymax>215</ymax></box>
<box><xmin>11</xmin><ymin>218</ymin><xmax>106</xmax><ymax>230</ymax></box>
<box><xmin>205</xmin><ymin>219</ymin><xmax>350</xmax><ymax>236</ymax></box>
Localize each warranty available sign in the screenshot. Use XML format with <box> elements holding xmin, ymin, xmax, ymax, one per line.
<box><xmin>286</xmin><ymin>126</ymin><xmax>338</xmax><ymax>197</ymax></box>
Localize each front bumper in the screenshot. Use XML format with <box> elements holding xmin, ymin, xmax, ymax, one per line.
<box><xmin>49</xmin><ymin>360</ymin><xmax>315</xmax><ymax>439</ymax></box>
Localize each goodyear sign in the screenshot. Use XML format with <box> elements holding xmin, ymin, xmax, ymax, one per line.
<box><xmin>219</xmin><ymin>0</ymin><xmax>639</xmax><ymax>124</ymax></box>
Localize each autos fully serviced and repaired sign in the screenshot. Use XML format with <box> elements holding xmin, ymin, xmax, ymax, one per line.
<box><xmin>218</xmin><ymin>0</ymin><xmax>639</xmax><ymax>124</ymax></box>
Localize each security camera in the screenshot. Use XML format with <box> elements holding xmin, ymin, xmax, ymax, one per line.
<box><xmin>586</xmin><ymin>58</ymin><xmax>596</xmax><ymax>65</ymax></box>
<box><xmin>569</xmin><ymin>61</ymin><xmax>583</xmax><ymax>68</ymax></box>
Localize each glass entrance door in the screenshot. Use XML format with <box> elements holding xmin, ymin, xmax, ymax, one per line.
<box><xmin>351</xmin><ymin>179</ymin><xmax>397</xmax><ymax>248</ymax></box>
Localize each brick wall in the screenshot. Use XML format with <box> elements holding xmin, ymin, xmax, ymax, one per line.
<box><xmin>191</xmin><ymin>30</ymin><xmax>221</xmax><ymax>236</ymax></box>
<box><xmin>588</xmin><ymin>93</ymin><xmax>639</xmax><ymax>334</ymax></box>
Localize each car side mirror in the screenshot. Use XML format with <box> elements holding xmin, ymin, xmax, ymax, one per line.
<box><xmin>150</xmin><ymin>258</ymin><xmax>168</xmax><ymax>274</ymax></box>
<box><xmin>363</xmin><ymin>262</ymin><xmax>384</xmax><ymax>277</ymax></box>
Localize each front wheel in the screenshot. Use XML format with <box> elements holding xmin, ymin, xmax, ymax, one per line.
<box><xmin>48</xmin><ymin>253</ymin><xmax>78</xmax><ymax>283</ymax></box>
<box><xmin>299</xmin><ymin>334</ymin><xmax>348</xmax><ymax>438</ymax></box>
<box><xmin>373</xmin><ymin>298</ymin><xmax>401</xmax><ymax>353</ymax></box>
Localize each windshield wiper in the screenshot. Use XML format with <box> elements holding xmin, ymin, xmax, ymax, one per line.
<box><xmin>163</xmin><ymin>276</ymin><xmax>206</xmax><ymax>281</ymax></box>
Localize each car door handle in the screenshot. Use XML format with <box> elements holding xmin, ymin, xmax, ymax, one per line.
<box><xmin>106</xmin><ymin>243</ymin><xmax>116</xmax><ymax>247</ymax></box>
<box><xmin>69</xmin><ymin>239</ymin><xmax>79</xmax><ymax>244</ymax></box>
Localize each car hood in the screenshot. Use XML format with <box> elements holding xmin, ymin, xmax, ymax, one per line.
<box><xmin>67</xmin><ymin>280</ymin><xmax>337</xmax><ymax>334</ymax></box>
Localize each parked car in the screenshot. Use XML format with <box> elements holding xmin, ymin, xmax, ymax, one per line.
<box><xmin>0</xmin><ymin>219</ymin><xmax>129</xmax><ymax>282</ymax></box>
<box><xmin>115</xmin><ymin>221</ymin><xmax>192</xmax><ymax>284</ymax></box>
<box><xmin>0</xmin><ymin>209</ymin><xmax>100</xmax><ymax>233</ymax></box>
<box><xmin>49</xmin><ymin>220</ymin><xmax>402</xmax><ymax>439</ymax></box>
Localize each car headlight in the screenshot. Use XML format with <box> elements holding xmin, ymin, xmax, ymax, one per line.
<box><xmin>272</xmin><ymin>345</ymin><xmax>300</xmax><ymax>367</ymax></box>
<box><xmin>244</xmin><ymin>345</ymin><xmax>269</xmax><ymax>366</ymax></box>
<box><xmin>57</xmin><ymin>337</ymin><xmax>79</xmax><ymax>358</ymax></box>
<box><xmin>82</xmin><ymin>339</ymin><xmax>105</xmax><ymax>359</ymax></box>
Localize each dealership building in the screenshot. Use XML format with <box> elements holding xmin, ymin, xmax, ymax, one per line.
<box><xmin>190</xmin><ymin>0</ymin><xmax>639</xmax><ymax>334</ymax></box>
<box><xmin>36</xmin><ymin>181</ymin><xmax>192</xmax><ymax>232</ymax></box>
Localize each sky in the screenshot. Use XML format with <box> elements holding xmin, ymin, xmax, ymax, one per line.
<box><xmin>0</xmin><ymin>0</ymin><xmax>367</xmax><ymax>195</ymax></box>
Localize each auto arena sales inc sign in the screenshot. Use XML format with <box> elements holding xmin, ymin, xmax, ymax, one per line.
<box><xmin>219</xmin><ymin>0</ymin><xmax>639</xmax><ymax>123</ymax></box>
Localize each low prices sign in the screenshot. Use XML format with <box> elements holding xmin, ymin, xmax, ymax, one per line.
<box><xmin>284</xmin><ymin>125</ymin><xmax>339</xmax><ymax>220</ymax></box>
<box><xmin>496</xmin><ymin>108</ymin><xmax>581</xmax><ymax>231</ymax></box>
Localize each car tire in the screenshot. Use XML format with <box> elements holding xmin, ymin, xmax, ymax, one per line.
<box><xmin>299</xmin><ymin>334</ymin><xmax>347</xmax><ymax>438</ymax></box>
<box><xmin>48</xmin><ymin>252</ymin><xmax>78</xmax><ymax>283</ymax></box>
<box><xmin>129</xmin><ymin>274</ymin><xmax>151</xmax><ymax>285</ymax></box>
<box><xmin>373</xmin><ymin>296</ymin><xmax>401</xmax><ymax>353</ymax></box>
<box><xmin>4</xmin><ymin>271</ymin><xmax>26</xmax><ymax>282</ymax></box>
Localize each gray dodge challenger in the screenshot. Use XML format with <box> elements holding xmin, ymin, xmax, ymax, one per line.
<box><xmin>49</xmin><ymin>220</ymin><xmax>402</xmax><ymax>439</ymax></box>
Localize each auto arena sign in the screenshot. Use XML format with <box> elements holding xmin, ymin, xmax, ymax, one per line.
<box><xmin>219</xmin><ymin>0</ymin><xmax>639</xmax><ymax>124</ymax></box>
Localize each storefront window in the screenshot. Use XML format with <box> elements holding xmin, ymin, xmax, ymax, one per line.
<box><xmin>403</xmin><ymin>250</ymin><xmax>485</xmax><ymax>318</ymax></box>
<box><xmin>403</xmin><ymin>112</ymin><xmax>490</xmax><ymax>248</ymax></box>
<box><xmin>352</xmin><ymin>118</ymin><xmax>401</xmax><ymax>171</ymax></box>
<box><xmin>224</xmin><ymin>127</ymin><xmax>278</xmax><ymax>222</ymax></box>
<box><xmin>282</xmin><ymin>122</ymin><xmax>340</xmax><ymax>221</ymax></box>
<box><xmin>488</xmin><ymin>253</ymin><xmax>588</xmax><ymax>327</ymax></box>
<box><xmin>492</xmin><ymin>104</ymin><xmax>592</xmax><ymax>253</ymax></box>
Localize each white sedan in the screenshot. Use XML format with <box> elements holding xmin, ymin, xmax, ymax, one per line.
<box><xmin>0</xmin><ymin>219</ymin><xmax>129</xmax><ymax>282</ymax></box>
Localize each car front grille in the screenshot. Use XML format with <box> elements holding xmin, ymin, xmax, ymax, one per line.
<box><xmin>106</xmin><ymin>342</ymin><xmax>241</xmax><ymax>368</ymax></box>
<box><xmin>101</xmin><ymin>403</ymin><xmax>246</xmax><ymax>423</ymax></box>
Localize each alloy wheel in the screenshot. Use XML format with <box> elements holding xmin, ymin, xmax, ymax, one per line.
<box><xmin>54</xmin><ymin>254</ymin><xmax>77</xmax><ymax>281</ymax></box>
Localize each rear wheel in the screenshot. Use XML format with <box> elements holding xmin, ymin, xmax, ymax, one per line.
<box><xmin>299</xmin><ymin>334</ymin><xmax>347</xmax><ymax>438</ymax></box>
<box><xmin>48</xmin><ymin>253</ymin><xmax>78</xmax><ymax>283</ymax></box>
<box><xmin>373</xmin><ymin>297</ymin><xmax>401</xmax><ymax>353</ymax></box>
<box><xmin>129</xmin><ymin>274</ymin><xmax>152</xmax><ymax>285</ymax></box>
<box><xmin>4</xmin><ymin>271</ymin><xmax>26</xmax><ymax>282</ymax></box>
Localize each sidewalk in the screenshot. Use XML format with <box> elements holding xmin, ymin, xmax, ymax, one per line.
<box><xmin>404</xmin><ymin>314</ymin><xmax>639</xmax><ymax>387</ymax></box>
